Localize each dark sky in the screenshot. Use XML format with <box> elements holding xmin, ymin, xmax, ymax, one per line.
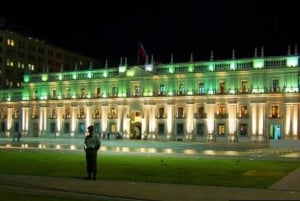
<box><xmin>1</xmin><ymin>0</ymin><xmax>299</xmax><ymax>66</ymax></box>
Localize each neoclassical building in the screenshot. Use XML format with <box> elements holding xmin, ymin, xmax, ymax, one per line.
<box><xmin>0</xmin><ymin>47</ymin><xmax>299</xmax><ymax>144</ymax></box>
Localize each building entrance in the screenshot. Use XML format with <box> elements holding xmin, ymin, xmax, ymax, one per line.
<box><xmin>130</xmin><ymin>111</ymin><xmax>142</xmax><ymax>139</ymax></box>
<box><xmin>269</xmin><ymin>124</ymin><xmax>281</xmax><ymax>140</ymax></box>
<box><xmin>32</xmin><ymin>123</ymin><xmax>39</xmax><ymax>137</ymax></box>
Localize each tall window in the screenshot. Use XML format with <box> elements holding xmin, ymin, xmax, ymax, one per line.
<box><xmin>218</xmin><ymin>106</ymin><xmax>226</xmax><ymax>117</ymax></box>
<box><xmin>272</xmin><ymin>79</ymin><xmax>279</xmax><ymax>92</ymax></box>
<box><xmin>271</xmin><ymin>106</ymin><xmax>279</xmax><ymax>118</ymax></box>
<box><xmin>66</xmin><ymin>88</ymin><xmax>70</xmax><ymax>98</ymax></box>
<box><xmin>177</xmin><ymin>107</ymin><xmax>184</xmax><ymax>118</ymax></box>
<box><xmin>177</xmin><ymin>123</ymin><xmax>184</xmax><ymax>135</ymax></box>
<box><xmin>217</xmin><ymin>124</ymin><xmax>226</xmax><ymax>135</ymax></box>
<box><xmin>241</xmin><ymin>80</ymin><xmax>248</xmax><ymax>93</ymax></box>
<box><xmin>159</xmin><ymin>85</ymin><xmax>165</xmax><ymax>95</ymax></box>
<box><xmin>134</xmin><ymin>85</ymin><xmax>140</xmax><ymax>96</ymax></box>
<box><xmin>112</xmin><ymin>87</ymin><xmax>118</xmax><ymax>97</ymax></box>
<box><xmin>240</xmin><ymin>124</ymin><xmax>248</xmax><ymax>136</ymax></box>
<box><xmin>52</xmin><ymin>89</ymin><xmax>56</xmax><ymax>99</ymax></box>
<box><xmin>197</xmin><ymin>123</ymin><xmax>204</xmax><ymax>136</ymax></box>
<box><xmin>80</xmin><ymin>88</ymin><xmax>85</xmax><ymax>98</ymax></box>
<box><xmin>219</xmin><ymin>81</ymin><xmax>225</xmax><ymax>94</ymax></box>
<box><xmin>179</xmin><ymin>83</ymin><xmax>184</xmax><ymax>95</ymax></box>
<box><xmin>158</xmin><ymin>123</ymin><xmax>165</xmax><ymax>135</ymax></box>
<box><xmin>240</xmin><ymin>105</ymin><xmax>248</xmax><ymax>118</ymax></box>
<box><xmin>158</xmin><ymin>107</ymin><xmax>164</xmax><ymax>118</ymax></box>
<box><xmin>199</xmin><ymin>82</ymin><xmax>205</xmax><ymax>94</ymax></box>
<box><xmin>96</xmin><ymin>87</ymin><xmax>100</xmax><ymax>98</ymax></box>
<box><xmin>111</xmin><ymin>108</ymin><xmax>117</xmax><ymax>118</ymax></box>
<box><xmin>197</xmin><ymin>106</ymin><xmax>205</xmax><ymax>118</ymax></box>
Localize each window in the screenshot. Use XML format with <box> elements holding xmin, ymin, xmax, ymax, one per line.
<box><xmin>134</xmin><ymin>85</ymin><xmax>140</xmax><ymax>96</ymax></box>
<box><xmin>158</xmin><ymin>123</ymin><xmax>165</xmax><ymax>135</ymax></box>
<box><xmin>64</xmin><ymin>122</ymin><xmax>70</xmax><ymax>133</ymax></box>
<box><xmin>196</xmin><ymin>123</ymin><xmax>204</xmax><ymax>136</ymax></box>
<box><xmin>272</xmin><ymin>79</ymin><xmax>279</xmax><ymax>92</ymax></box>
<box><xmin>217</xmin><ymin>124</ymin><xmax>226</xmax><ymax>135</ymax></box>
<box><xmin>96</xmin><ymin>87</ymin><xmax>100</xmax><ymax>98</ymax></box>
<box><xmin>241</xmin><ymin>80</ymin><xmax>248</xmax><ymax>93</ymax></box>
<box><xmin>66</xmin><ymin>88</ymin><xmax>70</xmax><ymax>98</ymax></box>
<box><xmin>159</xmin><ymin>85</ymin><xmax>165</xmax><ymax>95</ymax></box>
<box><xmin>239</xmin><ymin>124</ymin><xmax>248</xmax><ymax>136</ymax></box>
<box><xmin>218</xmin><ymin>106</ymin><xmax>226</xmax><ymax>117</ymax></box>
<box><xmin>34</xmin><ymin>90</ymin><xmax>38</xmax><ymax>99</ymax></box>
<box><xmin>271</xmin><ymin>106</ymin><xmax>279</xmax><ymax>118</ymax></box>
<box><xmin>177</xmin><ymin>123</ymin><xmax>184</xmax><ymax>135</ymax></box>
<box><xmin>78</xmin><ymin>122</ymin><xmax>85</xmax><ymax>134</ymax></box>
<box><xmin>177</xmin><ymin>107</ymin><xmax>184</xmax><ymax>118</ymax></box>
<box><xmin>219</xmin><ymin>81</ymin><xmax>225</xmax><ymax>94</ymax></box>
<box><xmin>112</xmin><ymin>87</ymin><xmax>118</xmax><ymax>97</ymax></box>
<box><xmin>199</xmin><ymin>83</ymin><xmax>205</xmax><ymax>94</ymax></box>
<box><xmin>158</xmin><ymin>107</ymin><xmax>164</xmax><ymax>118</ymax></box>
<box><xmin>52</xmin><ymin>89</ymin><xmax>56</xmax><ymax>99</ymax></box>
<box><xmin>111</xmin><ymin>108</ymin><xmax>117</xmax><ymax>118</ymax></box>
<box><xmin>80</xmin><ymin>88</ymin><xmax>85</xmax><ymax>98</ymax></box>
<box><xmin>240</xmin><ymin>105</ymin><xmax>248</xmax><ymax>118</ymax></box>
<box><xmin>197</xmin><ymin>106</ymin><xmax>205</xmax><ymax>118</ymax></box>
<box><xmin>179</xmin><ymin>84</ymin><xmax>184</xmax><ymax>95</ymax></box>
<box><xmin>50</xmin><ymin>123</ymin><xmax>56</xmax><ymax>134</ymax></box>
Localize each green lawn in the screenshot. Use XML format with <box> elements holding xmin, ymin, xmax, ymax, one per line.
<box><xmin>1</xmin><ymin>149</ymin><xmax>300</xmax><ymax>188</ymax></box>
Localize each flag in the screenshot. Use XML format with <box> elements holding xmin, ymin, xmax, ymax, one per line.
<box><xmin>138</xmin><ymin>42</ymin><xmax>147</xmax><ymax>64</ymax></box>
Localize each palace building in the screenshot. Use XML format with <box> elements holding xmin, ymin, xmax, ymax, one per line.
<box><xmin>0</xmin><ymin>46</ymin><xmax>299</xmax><ymax>145</ymax></box>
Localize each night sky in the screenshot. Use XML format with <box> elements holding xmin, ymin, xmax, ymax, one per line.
<box><xmin>1</xmin><ymin>0</ymin><xmax>299</xmax><ymax>66</ymax></box>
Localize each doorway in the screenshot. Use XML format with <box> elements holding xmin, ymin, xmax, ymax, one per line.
<box><xmin>269</xmin><ymin>124</ymin><xmax>281</xmax><ymax>140</ymax></box>
<box><xmin>130</xmin><ymin>111</ymin><xmax>142</xmax><ymax>139</ymax></box>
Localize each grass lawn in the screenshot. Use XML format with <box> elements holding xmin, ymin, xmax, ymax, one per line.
<box><xmin>1</xmin><ymin>149</ymin><xmax>300</xmax><ymax>189</ymax></box>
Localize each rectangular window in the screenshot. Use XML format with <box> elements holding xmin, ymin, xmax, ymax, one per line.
<box><xmin>199</xmin><ymin>82</ymin><xmax>205</xmax><ymax>94</ymax></box>
<box><xmin>271</xmin><ymin>106</ymin><xmax>279</xmax><ymax>118</ymax></box>
<box><xmin>78</xmin><ymin>122</ymin><xmax>85</xmax><ymax>134</ymax></box>
<box><xmin>219</xmin><ymin>81</ymin><xmax>225</xmax><ymax>94</ymax></box>
<box><xmin>159</xmin><ymin>85</ymin><xmax>165</xmax><ymax>95</ymax></box>
<box><xmin>272</xmin><ymin>79</ymin><xmax>279</xmax><ymax>92</ymax></box>
<box><xmin>52</xmin><ymin>89</ymin><xmax>56</xmax><ymax>99</ymax></box>
<box><xmin>239</xmin><ymin>124</ymin><xmax>248</xmax><ymax>136</ymax></box>
<box><xmin>217</xmin><ymin>124</ymin><xmax>226</xmax><ymax>135</ymax></box>
<box><xmin>241</xmin><ymin>80</ymin><xmax>248</xmax><ymax>93</ymax></box>
<box><xmin>111</xmin><ymin>108</ymin><xmax>117</xmax><ymax>118</ymax></box>
<box><xmin>96</xmin><ymin>87</ymin><xmax>100</xmax><ymax>97</ymax></box>
<box><xmin>80</xmin><ymin>88</ymin><xmax>85</xmax><ymax>98</ymax></box>
<box><xmin>198</xmin><ymin>106</ymin><xmax>205</xmax><ymax>118</ymax></box>
<box><xmin>179</xmin><ymin>84</ymin><xmax>184</xmax><ymax>95</ymax></box>
<box><xmin>218</xmin><ymin>106</ymin><xmax>226</xmax><ymax>117</ymax></box>
<box><xmin>134</xmin><ymin>85</ymin><xmax>140</xmax><ymax>96</ymax></box>
<box><xmin>158</xmin><ymin>107</ymin><xmax>164</xmax><ymax>118</ymax></box>
<box><xmin>158</xmin><ymin>123</ymin><xmax>165</xmax><ymax>135</ymax></box>
<box><xmin>50</xmin><ymin>123</ymin><xmax>56</xmax><ymax>134</ymax></box>
<box><xmin>196</xmin><ymin>123</ymin><xmax>204</xmax><ymax>136</ymax></box>
<box><xmin>94</xmin><ymin>123</ymin><xmax>101</xmax><ymax>134</ymax></box>
<box><xmin>240</xmin><ymin>105</ymin><xmax>248</xmax><ymax>118</ymax></box>
<box><xmin>64</xmin><ymin>122</ymin><xmax>70</xmax><ymax>133</ymax></box>
<box><xmin>177</xmin><ymin>123</ymin><xmax>184</xmax><ymax>135</ymax></box>
<box><xmin>177</xmin><ymin>107</ymin><xmax>184</xmax><ymax>118</ymax></box>
<box><xmin>112</xmin><ymin>87</ymin><xmax>118</xmax><ymax>97</ymax></box>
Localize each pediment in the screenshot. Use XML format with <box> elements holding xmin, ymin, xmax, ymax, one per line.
<box><xmin>117</xmin><ymin>66</ymin><xmax>153</xmax><ymax>78</ymax></box>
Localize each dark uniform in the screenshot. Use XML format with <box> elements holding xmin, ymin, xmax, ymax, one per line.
<box><xmin>84</xmin><ymin>125</ymin><xmax>101</xmax><ymax>180</ymax></box>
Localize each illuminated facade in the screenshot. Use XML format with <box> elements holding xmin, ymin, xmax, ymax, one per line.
<box><xmin>0</xmin><ymin>48</ymin><xmax>299</xmax><ymax>144</ymax></box>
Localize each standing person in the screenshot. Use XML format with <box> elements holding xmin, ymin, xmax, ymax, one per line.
<box><xmin>17</xmin><ymin>131</ymin><xmax>21</xmax><ymax>142</ymax></box>
<box><xmin>84</xmin><ymin>125</ymin><xmax>101</xmax><ymax>180</ymax></box>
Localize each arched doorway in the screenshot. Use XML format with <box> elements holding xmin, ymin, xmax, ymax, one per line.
<box><xmin>130</xmin><ymin>111</ymin><xmax>142</xmax><ymax>139</ymax></box>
